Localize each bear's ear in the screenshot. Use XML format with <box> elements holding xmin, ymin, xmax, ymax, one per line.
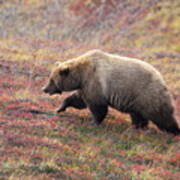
<box><xmin>59</xmin><ymin>68</ymin><xmax>70</xmax><ymax>76</ymax></box>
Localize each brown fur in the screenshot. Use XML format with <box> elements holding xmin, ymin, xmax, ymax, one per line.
<box><xmin>43</xmin><ymin>50</ymin><xmax>180</xmax><ymax>135</ymax></box>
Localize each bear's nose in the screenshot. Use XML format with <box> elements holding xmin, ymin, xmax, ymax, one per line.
<box><xmin>42</xmin><ymin>87</ymin><xmax>48</xmax><ymax>93</ymax></box>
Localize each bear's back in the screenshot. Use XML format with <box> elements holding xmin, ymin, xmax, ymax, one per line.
<box><xmin>86</xmin><ymin>50</ymin><xmax>166</xmax><ymax>89</ymax></box>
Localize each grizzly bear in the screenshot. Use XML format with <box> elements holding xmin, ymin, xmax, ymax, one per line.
<box><xmin>42</xmin><ymin>50</ymin><xmax>180</xmax><ymax>135</ymax></box>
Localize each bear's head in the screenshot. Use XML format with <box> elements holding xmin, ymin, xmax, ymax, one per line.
<box><xmin>42</xmin><ymin>61</ymin><xmax>82</xmax><ymax>95</ymax></box>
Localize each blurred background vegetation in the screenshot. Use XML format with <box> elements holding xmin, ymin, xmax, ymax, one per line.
<box><xmin>0</xmin><ymin>1</ymin><xmax>180</xmax><ymax>179</ymax></box>
<box><xmin>0</xmin><ymin>0</ymin><xmax>179</xmax><ymax>91</ymax></box>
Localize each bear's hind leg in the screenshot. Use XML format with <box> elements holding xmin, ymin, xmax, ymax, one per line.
<box><xmin>56</xmin><ymin>92</ymin><xmax>87</xmax><ymax>113</ymax></box>
<box><xmin>130</xmin><ymin>112</ymin><xmax>149</xmax><ymax>129</ymax></box>
<box><xmin>89</xmin><ymin>104</ymin><xmax>108</xmax><ymax>125</ymax></box>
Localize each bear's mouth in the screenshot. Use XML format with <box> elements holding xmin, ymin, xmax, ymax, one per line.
<box><xmin>42</xmin><ymin>87</ymin><xmax>62</xmax><ymax>96</ymax></box>
<box><xmin>48</xmin><ymin>90</ymin><xmax>62</xmax><ymax>96</ymax></box>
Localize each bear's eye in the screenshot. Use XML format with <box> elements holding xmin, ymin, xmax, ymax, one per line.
<box><xmin>59</xmin><ymin>68</ymin><xmax>70</xmax><ymax>76</ymax></box>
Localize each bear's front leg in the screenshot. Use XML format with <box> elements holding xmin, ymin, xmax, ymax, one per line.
<box><xmin>89</xmin><ymin>104</ymin><xmax>108</xmax><ymax>125</ymax></box>
<box><xmin>130</xmin><ymin>112</ymin><xmax>149</xmax><ymax>129</ymax></box>
<box><xmin>56</xmin><ymin>92</ymin><xmax>87</xmax><ymax>113</ymax></box>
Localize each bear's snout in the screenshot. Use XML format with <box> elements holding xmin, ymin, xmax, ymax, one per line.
<box><xmin>42</xmin><ymin>86</ymin><xmax>49</xmax><ymax>93</ymax></box>
<box><xmin>42</xmin><ymin>81</ymin><xmax>62</xmax><ymax>95</ymax></box>
<box><xmin>42</xmin><ymin>86</ymin><xmax>57</xmax><ymax>95</ymax></box>
<box><xmin>42</xmin><ymin>86</ymin><xmax>54</xmax><ymax>95</ymax></box>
